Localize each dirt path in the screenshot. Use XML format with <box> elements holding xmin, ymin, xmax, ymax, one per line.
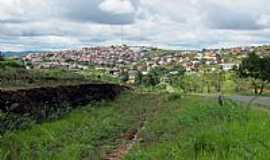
<box><xmin>103</xmin><ymin>94</ymin><xmax>162</xmax><ymax>160</ymax></box>
<box><xmin>103</xmin><ymin>121</ymin><xmax>145</xmax><ymax>160</ymax></box>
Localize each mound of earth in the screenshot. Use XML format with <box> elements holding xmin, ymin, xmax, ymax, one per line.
<box><xmin>0</xmin><ymin>84</ymin><xmax>128</xmax><ymax>118</ymax></box>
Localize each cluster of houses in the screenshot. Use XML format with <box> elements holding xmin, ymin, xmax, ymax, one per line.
<box><xmin>22</xmin><ymin>45</ymin><xmax>260</xmax><ymax>83</ymax></box>
<box><xmin>23</xmin><ymin>45</ymin><xmax>149</xmax><ymax>71</ymax></box>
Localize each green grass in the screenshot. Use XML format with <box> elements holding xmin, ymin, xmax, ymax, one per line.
<box><xmin>0</xmin><ymin>92</ymin><xmax>161</xmax><ymax>160</ymax></box>
<box><xmin>125</xmin><ymin>96</ymin><xmax>270</xmax><ymax>160</ymax></box>
<box><xmin>0</xmin><ymin>68</ymin><xmax>118</xmax><ymax>90</ymax></box>
<box><xmin>1</xmin><ymin>92</ymin><xmax>270</xmax><ymax>160</ymax></box>
<box><xmin>0</xmin><ymin>59</ymin><xmax>24</xmax><ymax>69</ymax></box>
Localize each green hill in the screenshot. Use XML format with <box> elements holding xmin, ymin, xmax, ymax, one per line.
<box><xmin>1</xmin><ymin>92</ymin><xmax>270</xmax><ymax>159</ymax></box>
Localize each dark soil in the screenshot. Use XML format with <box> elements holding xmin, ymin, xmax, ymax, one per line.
<box><xmin>0</xmin><ymin>84</ymin><xmax>128</xmax><ymax>117</ymax></box>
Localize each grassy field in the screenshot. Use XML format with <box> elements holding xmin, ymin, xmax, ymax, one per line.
<box><xmin>126</xmin><ymin>96</ymin><xmax>270</xmax><ymax>160</ymax></box>
<box><xmin>1</xmin><ymin>92</ymin><xmax>270</xmax><ymax>159</ymax></box>
<box><xmin>0</xmin><ymin>59</ymin><xmax>118</xmax><ymax>90</ymax></box>
<box><xmin>0</xmin><ymin>92</ymin><xmax>162</xmax><ymax>160</ymax></box>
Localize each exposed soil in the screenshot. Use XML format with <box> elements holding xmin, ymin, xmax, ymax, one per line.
<box><xmin>103</xmin><ymin>94</ymin><xmax>163</xmax><ymax>160</ymax></box>
<box><xmin>104</xmin><ymin>116</ymin><xmax>146</xmax><ymax>160</ymax></box>
<box><xmin>0</xmin><ymin>83</ymin><xmax>128</xmax><ymax>117</ymax></box>
<box><xmin>104</xmin><ymin>127</ymin><xmax>142</xmax><ymax>160</ymax></box>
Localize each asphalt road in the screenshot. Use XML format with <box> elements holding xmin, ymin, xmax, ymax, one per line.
<box><xmin>228</xmin><ymin>96</ymin><xmax>270</xmax><ymax>107</ymax></box>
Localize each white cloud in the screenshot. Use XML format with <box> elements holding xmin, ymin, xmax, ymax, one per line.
<box><xmin>99</xmin><ymin>0</ymin><xmax>135</xmax><ymax>15</ymax></box>
<box><xmin>258</xmin><ymin>14</ymin><xmax>270</xmax><ymax>27</ymax></box>
<box><xmin>0</xmin><ymin>0</ymin><xmax>270</xmax><ymax>51</ymax></box>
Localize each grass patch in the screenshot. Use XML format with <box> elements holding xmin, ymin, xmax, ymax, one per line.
<box><xmin>0</xmin><ymin>92</ymin><xmax>161</xmax><ymax>160</ymax></box>
<box><xmin>1</xmin><ymin>92</ymin><xmax>270</xmax><ymax>160</ymax></box>
<box><xmin>126</xmin><ymin>96</ymin><xmax>270</xmax><ymax>160</ymax></box>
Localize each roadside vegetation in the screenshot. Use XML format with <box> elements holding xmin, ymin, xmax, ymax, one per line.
<box><xmin>237</xmin><ymin>52</ymin><xmax>270</xmax><ymax>95</ymax></box>
<box><xmin>1</xmin><ymin>92</ymin><xmax>270</xmax><ymax>159</ymax></box>
<box><xmin>134</xmin><ymin>52</ymin><xmax>270</xmax><ymax>96</ymax></box>
<box><xmin>1</xmin><ymin>51</ymin><xmax>269</xmax><ymax>95</ymax></box>
<box><xmin>126</xmin><ymin>96</ymin><xmax>270</xmax><ymax>159</ymax></box>
<box><xmin>0</xmin><ymin>58</ymin><xmax>118</xmax><ymax>90</ymax></box>
<box><xmin>0</xmin><ymin>92</ymin><xmax>161</xmax><ymax>160</ymax></box>
<box><xmin>1</xmin><ymin>50</ymin><xmax>270</xmax><ymax>160</ymax></box>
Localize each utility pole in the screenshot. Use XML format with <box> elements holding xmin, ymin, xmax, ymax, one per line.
<box><xmin>121</xmin><ymin>25</ymin><xmax>124</xmax><ymax>45</ymax></box>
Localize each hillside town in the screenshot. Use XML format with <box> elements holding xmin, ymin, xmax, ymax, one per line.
<box><xmin>21</xmin><ymin>45</ymin><xmax>269</xmax><ymax>82</ymax></box>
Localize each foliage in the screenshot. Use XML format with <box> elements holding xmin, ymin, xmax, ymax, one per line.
<box><xmin>79</xmin><ymin>69</ymin><xmax>119</xmax><ymax>84</ymax></box>
<box><xmin>238</xmin><ymin>52</ymin><xmax>270</xmax><ymax>95</ymax></box>
<box><xmin>0</xmin><ymin>51</ymin><xmax>4</xmax><ymax>61</ymax></box>
<box><xmin>178</xmin><ymin>69</ymin><xmax>226</xmax><ymax>94</ymax></box>
<box><xmin>180</xmin><ymin>74</ymin><xmax>204</xmax><ymax>93</ymax></box>
<box><xmin>32</xmin><ymin>69</ymin><xmax>86</xmax><ymax>81</ymax></box>
<box><xmin>0</xmin><ymin>93</ymin><xmax>161</xmax><ymax>160</ymax></box>
<box><xmin>141</xmin><ymin>66</ymin><xmax>185</xmax><ymax>86</ymax></box>
<box><xmin>1</xmin><ymin>91</ymin><xmax>270</xmax><ymax>159</ymax></box>
<box><xmin>0</xmin><ymin>68</ymin><xmax>103</xmax><ymax>89</ymax></box>
<box><xmin>126</xmin><ymin>96</ymin><xmax>270</xmax><ymax>160</ymax></box>
<box><xmin>0</xmin><ymin>59</ymin><xmax>24</xmax><ymax>69</ymax></box>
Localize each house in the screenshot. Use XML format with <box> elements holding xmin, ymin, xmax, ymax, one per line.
<box><xmin>219</xmin><ymin>63</ymin><xmax>237</xmax><ymax>71</ymax></box>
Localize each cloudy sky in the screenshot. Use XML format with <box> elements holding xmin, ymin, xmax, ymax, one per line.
<box><xmin>1</xmin><ymin>0</ymin><xmax>270</xmax><ymax>51</ymax></box>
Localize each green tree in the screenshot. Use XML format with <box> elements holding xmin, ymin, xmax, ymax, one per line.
<box><xmin>0</xmin><ymin>51</ymin><xmax>4</xmax><ymax>61</ymax></box>
<box><xmin>141</xmin><ymin>68</ymin><xmax>162</xmax><ymax>86</ymax></box>
<box><xmin>179</xmin><ymin>74</ymin><xmax>203</xmax><ymax>94</ymax></box>
<box><xmin>238</xmin><ymin>52</ymin><xmax>270</xmax><ymax>95</ymax></box>
<box><xmin>142</xmin><ymin>66</ymin><xmax>185</xmax><ymax>87</ymax></box>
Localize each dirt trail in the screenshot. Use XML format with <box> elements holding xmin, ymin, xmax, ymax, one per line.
<box><xmin>104</xmin><ymin>96</ymin><xmax>162</xmax><ymax>160</ymax></box>
<box><xmin>104</xmin><ymin>120</ymin><xmax>145</xmax><ymax>160</ymax></box>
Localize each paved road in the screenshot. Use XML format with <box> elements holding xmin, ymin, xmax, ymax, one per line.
<box><xmin>228</xmin><ymin>96</ymin><xmax>270</xmax><ymax>107</ymax></box>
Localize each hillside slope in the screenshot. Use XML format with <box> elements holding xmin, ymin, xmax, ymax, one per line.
<box><xmin>1</xmin><ymin>92</ymin><xmax>270</xmax><ymax>160</ymax></box>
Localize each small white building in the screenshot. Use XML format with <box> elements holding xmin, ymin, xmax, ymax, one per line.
<box><xmin>219</xmin><ymin>63</ymin><xmax>237</xmax><ymax>71</ymax></box>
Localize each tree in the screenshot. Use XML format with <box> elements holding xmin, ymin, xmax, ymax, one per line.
<box><xmin>0</xmin><ymin>51</ymin><xmax>4</xmax><ymax>61</ymax></box>
<box><xmin>141</xmin><ymin>66</ymin><xmax>185</xmax><ymax>87</ymax></box>
<box><xmin>141</xmin><ymin>67</ymin><xmax>164</xmax><ymax>86</ymax></box>
<box><xmin>238</xmin><ymin>52</ymin><xmax>270</xmax><ymax>95</ymax></box>
<box><xmin>167</xmin><ymin>66</ymin><xmax>186</xmax><ymax>85</ymax></box>
<box><xmin>135</xmin><ymin>71</ymin><xmax>143</xmax><ymax>85</ymax></box>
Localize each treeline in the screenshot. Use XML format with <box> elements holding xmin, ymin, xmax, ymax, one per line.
<box><xmin>132</xmin><ymin>65</ymin><xmax>228</xmax><ymax>94</ymax></box>
<box><xmin>237</xmin><ymin>52</ymin><xmax>270</xmax><ymax>95</ymax></box>
<box><xmin>135</xmin><ymin>52</ymin><xmax>270</xmax><ymax>96</ymax></box>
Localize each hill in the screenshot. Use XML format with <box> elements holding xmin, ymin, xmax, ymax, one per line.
<box><xmin>1</xmin><ymin>92</ymin><xmax>270</xmax><ymax>159</ymax></box>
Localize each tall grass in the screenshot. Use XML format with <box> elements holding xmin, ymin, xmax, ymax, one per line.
<box><xmin>0</xmin><ymin>92</ymin><xmax>161</xmax><ymax>160</ymax></box>
<box><xmin>2</xmin><ymin>92</ymin><xmax>270</xmax><ymax>160</ymax></box>
<box><xmin>126</xmin><ymin>96</ymin><xmax>270</xmax><ymax>160</ymax></box>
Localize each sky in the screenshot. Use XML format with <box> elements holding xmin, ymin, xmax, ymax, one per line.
<box><xmin>1</xmin><ymin>0</ymin><xmax>270</xmax><ymax>51</ymax></box>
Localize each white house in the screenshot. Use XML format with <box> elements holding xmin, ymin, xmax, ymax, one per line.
<box><xmin>220</xmin><ymin>63</ymin><xmax>237</xmax><ymax>71</ymax></box>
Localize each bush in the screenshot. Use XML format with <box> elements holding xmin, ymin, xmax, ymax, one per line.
<box><xmin>0</xmin><ymin>60</ymin><xmax>24</xmax><ymax>69</ymax></box>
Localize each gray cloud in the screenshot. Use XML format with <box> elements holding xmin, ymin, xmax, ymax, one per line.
<box><xmin>203</xmin><ymin>3</ymin><xmax>262</xmax><ymax>30</ymax></box>
<box><xmin>51</xmin><ymin>0</ymin><xmax>138</xmax><ymax>25</ymax></box>
<box><xmin>0</xmin><ymin>0</ymin><xmax>270</xmax><ymax>51</ymax></box>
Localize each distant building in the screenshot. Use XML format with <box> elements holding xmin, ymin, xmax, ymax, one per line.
<box><xmin>219</xmin><ymin>63</ymin><xmax>237</xmax><ymax>71</ymax></box>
